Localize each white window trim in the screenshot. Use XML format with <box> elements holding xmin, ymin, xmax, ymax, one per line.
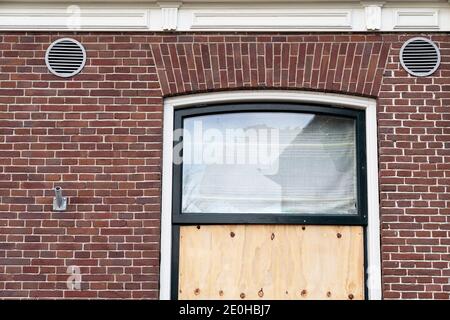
<box><xmin>160</xmin><ymin>90</ymin><xmax>382</xmax><ymax>300</ymax></box>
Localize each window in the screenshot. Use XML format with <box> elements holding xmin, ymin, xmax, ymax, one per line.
<box><xmin>173</xmin><ymin>103</ymin><xmax>367</xmax><ymax>225</ymax></box>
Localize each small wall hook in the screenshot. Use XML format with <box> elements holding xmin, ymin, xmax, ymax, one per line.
<box><xmin>53</xmin><ymin>186</ymin><xmax>67</xmax><ymax>211</ymax></box>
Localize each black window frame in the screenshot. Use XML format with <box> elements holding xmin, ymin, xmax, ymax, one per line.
<box><xmin>172</xmin><ymin>103</ymin><xmax>368</xmax><ymax>226</ymax></box>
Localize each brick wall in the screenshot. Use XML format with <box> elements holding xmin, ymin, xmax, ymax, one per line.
<box><xmin>378</xmin><ymin>34</ymin><xmax>450</xmax><ymax>299</ymax></box>
<box><xmin>0</xmin><ymin>32</ymin><xmax>449</xmax><ymax>299</ymax></box>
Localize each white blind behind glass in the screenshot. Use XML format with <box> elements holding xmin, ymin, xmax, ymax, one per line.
<box><xmin>182</xmin><ymin>112</ymin><xmax>357</xmax><ymax>215</ymax></box>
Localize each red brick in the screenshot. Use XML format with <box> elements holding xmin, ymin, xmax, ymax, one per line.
<box><xmin>0</xmin><ymin>31</ymin><xmax>448</xmax><ymax>300</ymax></box>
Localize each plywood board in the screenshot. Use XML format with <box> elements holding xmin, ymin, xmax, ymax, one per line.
<box><xmin>178</xmin><ymin>225</ymin><xmax>364</xmax><ymax>300</ymax></box>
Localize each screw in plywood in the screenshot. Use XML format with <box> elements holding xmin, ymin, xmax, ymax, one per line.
<box><xmin>271</xmin><ymin>233</ymin><xmax>275</xmax><ymax>240</ymax></box>
<box><xmin>240</xmin><ymin>293</ymin><xmax>246</xmax><ymax>299</ymax></box>
<box><xmin>258</xmin><ymin>288</ymin><xmax>264</xmax><ymax>298</ymax></box>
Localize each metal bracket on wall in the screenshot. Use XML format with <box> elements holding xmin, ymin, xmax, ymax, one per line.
<box><xmin>53</xmin><ymin>186</ymin><xmax>68</xmax><ymax>211</ymax></box>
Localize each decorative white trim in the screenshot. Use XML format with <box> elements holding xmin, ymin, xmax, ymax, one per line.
<box><xmin>160</xmin><ymin>90</ymin><xmax>382</xmax><ymax>300</ymax></box>
<box><xmin>159</xmin><ymin>2</ymin><xmax>181</xmax><ymax>31</ymax></box>
<box><xmin>393</xmin><ymin>9</ymin><xmax>440</xmax><ymax>30</ymax></box>
<box><xmin>362</xmin><ymin>2</ymin><xmax>385</xmax><ymax>30</ymax></box>
<box><xmin>0</xmin><ymin>7</ymin><xmax>150</xmax><ymax>30</ymax></box>
<box><xmin>191</xmin><ymin>10</ymin><xmax>353</xmax><ymax>30</ymax></box>
<box><xmin>0</xmin><ymin>1</ymin><xmax>449</xmax><ymax>31</ymax></box>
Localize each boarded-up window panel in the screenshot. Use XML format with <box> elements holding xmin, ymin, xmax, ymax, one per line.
<box><xmin>178</xmin><ymin>225</ymin><xmax>364</xmax><ymax>300</ymax></box>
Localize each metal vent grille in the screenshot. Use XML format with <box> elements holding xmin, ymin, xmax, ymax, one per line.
<box><xmin>400</xmin><ymin>37</ymin><xmax>440</xmax><ymax>77</ymax></box>
<box><xmin>45</xmin><ymin>38</ymin><xmax>86</xmax><ymax>78</ymax></box>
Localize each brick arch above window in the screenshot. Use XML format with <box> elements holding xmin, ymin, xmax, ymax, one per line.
<box><xmin>150</xmin><ymin>35</ymin><xmax>391</xmax><ymax>97</ymax></box>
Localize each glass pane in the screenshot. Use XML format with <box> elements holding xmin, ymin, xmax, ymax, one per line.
<box><xmin>181</xmin><ymin>112</ymin><xmax>357</xmax><ymax>214</ymax></box>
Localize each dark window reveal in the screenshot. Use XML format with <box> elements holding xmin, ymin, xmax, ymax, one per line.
<box><xmin>172</xmin><ymin>103</ymin><xmax>367</xmax><ymax>226</ymax></box>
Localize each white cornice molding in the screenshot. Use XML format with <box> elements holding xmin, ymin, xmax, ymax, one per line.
<box><xmin>1</xmin><ymin>0</ymin><xmax>448</xmax><ymax>2</ymax></box>
<box><xmin>0</xmin><ymin>8</ymin><xmax>150</xmax><ymax>30</ymax></box>
<box><xmin>0</xmin><ymin>1</ymin><xmax>449</xmax><ymax>31</ymax></box>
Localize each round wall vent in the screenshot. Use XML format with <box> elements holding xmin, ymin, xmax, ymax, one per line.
<box><xmin>400</xmin><ymin>37</ymin><xmax>440</xmax><ymax>77</ymax></box>
<box><xmin>45</xmin><ymin>38</ymin><xmax>86</xmax><ymax>78</ymax></box>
